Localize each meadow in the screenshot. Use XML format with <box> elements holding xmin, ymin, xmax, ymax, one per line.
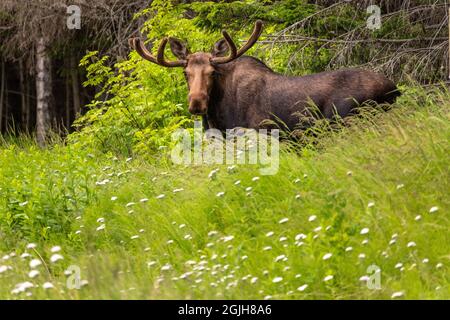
<box><xmin>0</xmin><ymin>86</ymin><xmax>448</xmax><ymax>299</ymax></box>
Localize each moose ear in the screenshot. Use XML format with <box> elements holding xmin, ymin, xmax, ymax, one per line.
<box><xmin>169</xmin><ymin>38</ymin><xmax>189</xmax><ymax>60</ymax></box>
<box><xmin>211</xmin><ymin>39</ymin><xmax>229</xmax><ymax>57</ymax></box>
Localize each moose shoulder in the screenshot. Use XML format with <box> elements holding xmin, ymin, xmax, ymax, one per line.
<box><xmin>129</xmin><ymin>20</ymin><xmax>400</xmax><ymax>132</ymax></box>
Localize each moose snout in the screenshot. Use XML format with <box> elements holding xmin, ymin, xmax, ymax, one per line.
<box><xmin>188</xmin><ymin>92</ymin><xmax>208</xmax><ymax>115</ymax></box>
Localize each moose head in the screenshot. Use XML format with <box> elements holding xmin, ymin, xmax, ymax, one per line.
<box><xmin>129</xmin><ymin>21</ymin><xmax>263</xmax><ymax>115</ymax></box>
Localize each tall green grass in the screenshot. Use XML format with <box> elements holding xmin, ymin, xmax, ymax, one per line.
<box><xmin>0</xmin><ymin>87</ymin><xmax>448</xmax><ymax>299</ymax></box>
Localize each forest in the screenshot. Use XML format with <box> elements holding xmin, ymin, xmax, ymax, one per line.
<box><xmin>0</xmin><ymin>0</ymin><xmax>448</xmax><ymax>300</ymax></box>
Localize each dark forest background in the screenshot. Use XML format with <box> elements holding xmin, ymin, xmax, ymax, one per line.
<box><xmin>0</xmin><ymin>0</ymin><xmax>448</xmax><ymax>145</ymax></box>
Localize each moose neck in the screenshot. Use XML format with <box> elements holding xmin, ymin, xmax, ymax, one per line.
<box><xmin>206</xmin><ymin>56</ymin><xmax>274</xmax><ymax>131</ymax></box>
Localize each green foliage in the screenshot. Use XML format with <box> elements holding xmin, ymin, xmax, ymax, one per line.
<box><xmin>0</xmin><ymin>87</ymin><xmax>449</xmax><ymax>299</ymax></box>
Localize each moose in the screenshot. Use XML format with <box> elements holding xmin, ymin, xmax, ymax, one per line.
<box><xmin>129</xmin><ymin>20</ymin><xmax>400</xmax><ymax>131</ymax></box>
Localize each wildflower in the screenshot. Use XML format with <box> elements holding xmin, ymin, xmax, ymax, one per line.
<box><xmin>275</xmin><ymin>255</ymin><xmax>288</xmax><ymax>262</ymax></box>
<box><xmin>246</xmin><ymin>187</ymin><xmax>253</xmax><ymax>192</ymax></box>
<box><xmin>50</xmin><ymin>254</ymin><xmax>64</xmax><ymax>263</ymax></box>
<box><xmin>29</xmin><ymin>259</ymin><xmax>42</xmax><ymax>268</ymax></box>
<box><xmin>161</xmin><ymin>264</ymin><xmax>172</xmax><ymax>271</ymax></box>
<box><xmin>26</xmin><ymin>243</ymin><xmax>37</xmax><ymax>250</ymax></box>
<box><xmin>395</xmin><ymin>263</ymin><xmax>403</xmax><ymax>269</ymax></box>
<box><xmin>126</xmin><ymin>202</ymin><xmax>136</xmax><ymax>207</ymax></box>
<box><xmin>436</xmin><ymin>263</ymin><xmax>443</xmax><ymax>269</ymax></box>
<box><xmin>51</xmin><ymin>246</ymin><xmax>61</xmax><ymax>253</ymax></box>
<box><xmin>362</xmin><ymin>239</ymin><xmax>369</xmax><ymax>245</ymax></box>
<box><xmin>389</xmin><ymin>239</ymin><xmax>397</xmax><ymax>245</ymax></box>
<box><xmin>223</xmin><ymin>235</ymin><xmax>234</xmax><ymax>242</ymax></box>
<box><xmin>42</xmin><ymin>282</ymin><xmax>54</xmax><ymax>290</ymax></box>
<box><xmin>322</xmin><ymin>253</ymin><xmax>332</xmax><ymax>260</ymax></box>
<box><xmin>314</xmin><ymin>226</ymin><xmax>322</xmax><ymax>233</ymax></box>
<box><xmin>360</xmin><ymin>228</ymin><xmax>369</xmax><ymax>235</ymax></box>
<box><xmin>147</xmin><ymin>261</ymin><xmax>157</xmax><ymax>268</ymax></box>
<box><xmin>156</xmin><ymin>194</ymin><xmax>165</xmax><ymax>199</ymax></box>
<box><xmin>96</xmin><ymin>224</ymin><xmax>106</xmax><ymax>231</ymax></box>
<box><xmin>208</xmin><ymin>231</ymin><xmax>218</xmax><ymax>237</ymax></box>
<box><xmin>251</xmin><ymin>277</ymin><xmax>258</xmax><ymax>284</ymax></box>
<box><xmin>391</xmin><ymin>291</ymin><xmax>404</xmax><ymax>299</ymax></box>
<box><xmin>407</xmin><ymin>241</ymin><xmax>416</xmax><ymax>248</ymax></box>
<box><xmin>297</xmin><ymin>284</ymin><xmax>308</xmax><ymax>292</ymax></box>
<box><xmin>234</xmin><ymin>180</ymin><xmax>241</xmax><ymax>185</ymax></box>
<box><xmin>0</xmin><ymin>265</ymin><xmax>10</xmax><ymax>274</ymax></box>
<box><xmin>272</xmin><ymin>277</ymin><xmax>283</xmax><ymax>283</ymax></box>
<box><xmin>294</xmin><ymin>178</ymin><xmax>301</xmax><ymax>183</ymax></box>
<box><xmin>368</xmin><ymin>202</ymin><xmax>375</xmax><ymax>208</ymax></box>
<box><xmin>422</xmin><ymin>258</ymin><xmax>429</xmax><ymax>264</ymax></box>
<box><xmin>111</xmin><ymin>196</ymin><xmax>118</xmax><ymax>201</ymax></box>
<box><xmin>323</xmin><ymin>275</ymin><xmax>334</xmax><ymax>282</ymax></box>
<box><xmin>12</xmin><ymin>282</ymin><xmax>34</xmax><ymax>293</ymax></box>
<box><xmin>396</xmin><ymin>184</ymin><xmax>404</xmax><ymax>189</ymax></box>
<box><xmin>279</xmin><ymin>218</ymin><xmax>289</xmax><ymax>224</ymax></box>
<box><xmin>208</xmin><ymin>169</ymin><xmax>219</xmax><ymax>180</ymax></box>
<box><xmin>173</xmin><ymin>188</ymin><xmax>184</xmax><ymax>193</ymax></box>
<box><xmin>263</xmin><ymin>246</ymin><xmax>272</xmax><ymax>251</ymax></box>
<box><xmin>97</xmin><ymin>217</ymin><xmax>105</xmax><ymax>223</ymax></box>
<box><xmin>140</xmin><ymin>198</ymin><xmax>149</xmax><ymax>203</ymax></box>
<box><xmin>415</xmin><ymin>215</ymin><xmax>422</xmax><ymax>221</ymax></box>
<box><xmin>266</xmin><ymin>231</ymin><xmax>274</xmax><ymax>237</ymax></box>
<box><xmin>216</xmin><ymin>192</ymin><xmax>225</xmax><ymax>197</ymax></box>
<box><xmin>252</xmin><ymin>177</ymin><xmax>260</xmax><ymax>182</ymax></box>
<box><xmin>295</xmin><ymin>233</ymin><xmax>307</xmax><ymax>241</ymax></box>
<box><xmin>28</xmin><ymin>270</ymin><xmax>39</xmax><ymax>278</ymax></box>
<box><xmin>279</xmin><ymin>236</ymin><xmax>287</xmax><ymax>242</ymax></box>
<box><xmin>429</xmin><ymin>206</ymin><xmax>438</xmax><ymax>213</ymax></box>
<box><xmin>359</xmin><ymin>275</ymin><xmax>369</xmax><ymax>282</ymax></box>
<box><xmin>295</xmin><ymin>194</ymin><xmax>301</xmax><ymax>199</ymax></box>
<box><xmin>308</xmin><ymin>215</ymin><xmax>317</xmax><ymax>222</ymax></box>
<box><xmin>130</xmin><ymin>235</ymin><xmax>139</xmax><ymax>240</ymax></box>
<box><xmin>264</xmin><ymin>295</ymin><xmax>273</xmax><ymax>300</ymax></box>
<box><xmin>358</xmin><ymin>253</ymin><xmax>366</xmax><ymax>259</ymax></box>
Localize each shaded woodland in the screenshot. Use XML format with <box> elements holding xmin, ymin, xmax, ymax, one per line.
<box><xmin>0</xmin><ymin>0</ymin><xmax>448</xmax><ymax>145</ymax></box>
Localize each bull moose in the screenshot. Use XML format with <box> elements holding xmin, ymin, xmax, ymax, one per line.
<box><xmin>129</xmin><ymin>20</ymin><xmax>400</xmax><ymax>131</ymax></box>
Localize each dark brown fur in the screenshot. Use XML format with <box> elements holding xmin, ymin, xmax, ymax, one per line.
<box><xmin>206</xmin><ymin>56</ymin><xmax>400</xmax><ymax>131</ymax></box>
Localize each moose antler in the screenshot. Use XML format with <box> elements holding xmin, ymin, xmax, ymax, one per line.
<box><xmin>129</xmin><ymin>37</ymin><xmax>186</xmax><ymax>67</ymax></box>
<box><xmin>211</xmin><ymin>20</ymin><xmax>263</xmax><ymax>64</ymax></box>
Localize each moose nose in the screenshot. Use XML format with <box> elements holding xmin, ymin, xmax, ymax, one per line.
<box><xmin>188</xmin><ymin>93</ymin><xmax>208</xmax><ymax>115</ymax></box>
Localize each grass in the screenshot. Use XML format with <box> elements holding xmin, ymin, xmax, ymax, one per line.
<box><xmin>0</xmin><ymin>87</ymin><xmax>448</xmax><ymax>299</ymax></box>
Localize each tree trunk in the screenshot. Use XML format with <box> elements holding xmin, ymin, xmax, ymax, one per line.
<box><xmin>0</xmin><ymin>60</ymin><xmax>5</xmax><ymax>133</ymax></box>
<box><xmin>19</xmin><ymin>60</ymin><xmax>27</xmax><ymax>131</ymax></box>
<box><xmin>65</xmin><ymin>72</ymin><xmax>71</xmax><ymax>129</ymax></box>
<box><xmin>35</xmin><ymin>37</ymin><xmax>53</xmax><ymax>146</ymax></box>
<box><xmin>70</xmin><ymin>56</ymin><xmax>81</xmax><ymax>118</ymax></box>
